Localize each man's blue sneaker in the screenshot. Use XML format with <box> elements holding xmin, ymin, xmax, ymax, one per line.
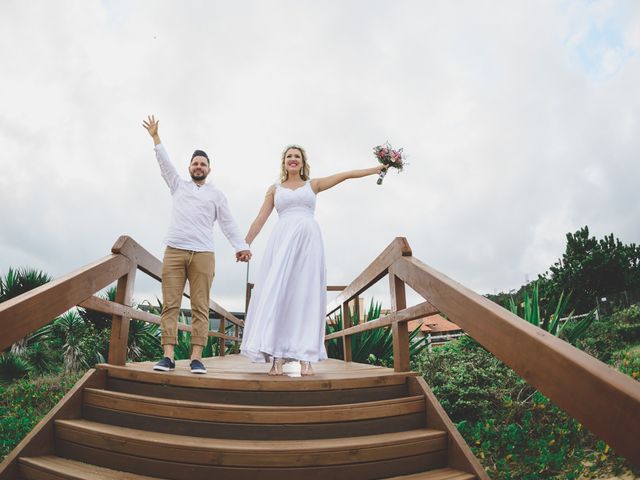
<box><xmin>190</xmin><ymin>358</ymin><xmax>207</xmax><ymax>374</ymax></box>
<box><xmin>153</xmin><ymin>357</ymin><xmax>175</xmax><ymax>372</ymax></box>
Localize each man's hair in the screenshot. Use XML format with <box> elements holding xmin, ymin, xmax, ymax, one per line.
<box><xmin>191</xmin><ymin>149</ymin><xmax>210</xmax><ymax>165</ymax></box>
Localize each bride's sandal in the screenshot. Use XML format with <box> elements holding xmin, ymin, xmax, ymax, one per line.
<box><xmin>268</xmin><ymin>358</ymin><xmax>284</xmax><ymax>376</ymax></box>
<box><xmin>300</xmin><ymin>361</ymin><xmax>314</xmax><ymax>376</ymax></box>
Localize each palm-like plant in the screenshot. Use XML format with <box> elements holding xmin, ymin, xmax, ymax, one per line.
<box><xmin>1</xmin><ymin>267</ymin><xmax>55</xmax><ymax>380</ymax></box>
<box><xmin>506</xmin><ymin>282</ymin><xmax>596</xmax><ymax>344</ymax></box>
<box><xmin>325</xmin><ymin>300</ymin><xmax>428</xmax><ymax>365</ymax></box>
<box><xmin>54</xmin><ymin>310</ymin><xmax>90</xmax><ymax>373</ymax></box>
<box><xmin>0</xmin><ymin>352</ymin><xmax>31</xmax><ymax>385</ymax></box>
<box><xmin>0</xmin><ymin>267</ymin><xmax>52</xmax><ymax>302</ymax></box>
<box><xmin>127</xmin><ymin>319</ymin><xmax>161</xmax><ymax>362</ymax></box>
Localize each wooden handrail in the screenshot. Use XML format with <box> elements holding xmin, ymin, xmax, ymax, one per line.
<box><xmin>323</xmin><ymin>237</ymin><xmax>640</xmax><ymax>465</ymax></box>
<box><xmin>325</xmin><ymin>301</ymin><xmax>438</xmax><ymax>341</ymax></box>
<box><xmin>0</xmin><ymin>236</ymin><xmax>243</xmax><ymax>358</ymax></box>
<box><xmin>79</xmin><ymin>296</ymin><xmax>239</xmax><ymax>341</ymax></box>
<box><xmin>389</xmin><ymin>254</ymin><xmax>640</xmax><ymax>465</ymax></box>
<box><xmin>326</xmin><ymin>237</ymin><xmax>412</xmax><ymax>316</ymax></box>
<box><xmin>0</xmin><ymin>254</ymin><xmax>132</xmax><ymax>352</ymax></box>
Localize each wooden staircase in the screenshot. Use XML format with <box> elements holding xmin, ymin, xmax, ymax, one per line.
<box><xmin>4</xmin><ymin>356</ymin><xmax>485</xmax><ymax>479</ymax></box>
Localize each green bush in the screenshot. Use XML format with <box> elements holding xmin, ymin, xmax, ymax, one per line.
<box><xmin>414</xmin><ymin>336</ymin><xmax>532</xmax><ymax>423</ymax></box>
<box><xmin>414</xmin><ymin>334</ymin><xmax>640</xmax><ymax>479</ymax></box>
<box><xmin>575</xmin><ymin>305</ymin><xmax>640</xmax><ymax>363</ymax></box>
<box><xmin>0</xmin><ymin>373</ymin><xmax>81</xmax><ymax>461</ymax></box>
<box><xmin>614</xmin><ymin>346</ymin><xmax>640</xmax><ymax>381</ymax></box>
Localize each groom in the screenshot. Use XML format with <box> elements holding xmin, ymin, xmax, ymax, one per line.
<box><xmin>143</xmin><ymin>115</ymin><xmax>251</xmax><ymax>374</ymax></box>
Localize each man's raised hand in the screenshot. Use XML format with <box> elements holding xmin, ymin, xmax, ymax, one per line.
<box><xmin>143</xmin><ymin>115</ymin><xmax>159</xmax><ymax>138</ymax></box>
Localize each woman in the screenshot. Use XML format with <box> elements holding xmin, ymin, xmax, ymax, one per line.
<box><xmin>240</xmin><ymin>145</ymin><xmax>385</xmax><ymax>376</ymax></box>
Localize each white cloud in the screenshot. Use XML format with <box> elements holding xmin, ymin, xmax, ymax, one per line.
<box><xmin>1</xmin><ymin>0</ymin><xmax>639</xmax><ymax>314</ymax></box>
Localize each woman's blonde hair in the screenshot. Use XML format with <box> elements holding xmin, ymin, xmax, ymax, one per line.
<box><xmin>280</xmin><ymin>145</ymin><xmax>310</xmax><ymax>183</ymax></box>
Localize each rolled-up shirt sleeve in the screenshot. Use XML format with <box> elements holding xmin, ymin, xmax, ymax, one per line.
<box><xmin>216</xmin><ymin>192</ymin><xmax>250</xmax><ymax>252</ymax></box>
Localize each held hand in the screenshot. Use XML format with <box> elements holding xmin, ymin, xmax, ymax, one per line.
<box><xmin>142</xmin><ymin>115</ymin><xmax>159</xmax><ymax>137</ymax></box>
<box><xmin>375</xmin><ymin>164</ymin><xmax>388</xmax><ymax>174</ymax></box>
<box><xmin>236</xmin><ymin>250</ymin><xmax>252</xmax><ymax>262</ymax></box>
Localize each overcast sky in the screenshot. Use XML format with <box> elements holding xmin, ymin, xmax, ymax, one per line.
<box><xmin>1</xmin><ymin>0</ymin><xmax>639</xmax><ymax>313</ymax></box>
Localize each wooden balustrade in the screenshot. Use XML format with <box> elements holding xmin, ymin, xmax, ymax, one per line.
<box><xmin>1</xmin><ymin>234</ymin><xmax>638</xmax><ymax>466</ymax></box>
<box><xmin>324</xmin><ymin>237</ymin><xmax>640</xmax><ymax>467</ymax></box>
<box><xmin>0</xmin><ymin>236</ymin><xmax>243</xmax><ymax>360</ymax></box>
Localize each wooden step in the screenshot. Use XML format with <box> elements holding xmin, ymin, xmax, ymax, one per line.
<box><xmin>98</xmin><ymin>362</ymin><xmax>416</xmax><ymax>392</ymax></box>
<box><xmin>106</xmin><ymin>376</ymin><xmax>411</xmax><ymax>405</ymax></box>
<box><xmin>384</xmin><ymin>468</ymin><xmax>476</xmax><ymax>479</ymax></box>
<box><xmin>19</xmin><ymin>455</ymin><xmax>160</xmax><ymax>480</ymax></box>
<box><xmin>84</xmin><ymin>387</ymin><xmax>425</xmax><ymax>423</ymax></box>
<box><xmin>82</xmin><ymin>388</ymin><xmax>426</xmax><ymax>440</ymax></box>
<box><xmin>55</xmin><ymin>419</ymin><xmax>446</xmax><ymax>467</ymax></box>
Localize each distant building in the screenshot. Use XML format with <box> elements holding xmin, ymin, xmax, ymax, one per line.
<box><xmin>407</xmin><ymin>314</ymin><xmax>465</xmax><ymax>349</ymax></box>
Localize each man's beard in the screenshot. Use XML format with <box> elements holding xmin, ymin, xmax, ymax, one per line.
<box><xmin>191</xmin><ymin>173</ymin><xmax>207</xmax><ymax>181</ymax></box>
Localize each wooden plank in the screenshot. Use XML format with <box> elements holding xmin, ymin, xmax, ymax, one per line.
<box><xmin>107</xmin><ymin>266</ymin><xmax>137</xmax><ymax>365</ymax></box>
<box><xmin>384</xmin><ymin>467</ymin><xmax>476</xmax><ymax>479</ymax></box>
<box><xmin>83</xmin><ymin>388</ymin><xmax>425</xmax><ymax>424</ymax></box>
<box><xmin>408</xmin><ymin>377</ymin><xmax>488</xmax><ymax>480</ymax></box>
<box><xmin>389</xmin><ymin>273</ymin><xmax>409</xmax><ymax>372</ymax></box>
<box><xmin>19</xmin><ymin>455</ymin><xmax>160</xmax><ymax>480</ymax></box>
<box><xmin>0</xmin><ymin>369</ymin><xmax>106</xmax><ymax>479</ymax></box>
<box><xmin>326</xmin><ymin>237</ymin><xmax>412</xmax><ymax>316</ymax></box>
<box><xmin>84</xmin><ymin>406</ymin><xmax>426</xmax><ymax>441</ymax></box>
<box><xmin>111</xmin><ymin>235</ymin><xmax>163</xmax><ymax>283</ymax></box>
<box><xmin>106</xmin><ymin>376</ymin><xmax>410</xmax><ymax>406</ymax></box>
<box><xmin>325</xmin><ymin>302</ymin><xmax>439</xmax><ymax>341</ymax></box>
<box><xmin>327</xmin><ymin>285</ymin><xmax>347</xmax><ymax>292</ymax></box>
<box><xmin>342</xmin><ymin>300</ymin><xmax>352</xmax><ymax>362</ymax></box>
<box><xmin>56</xmin><ymin>441</ymin><xmax>447</xmax><ymax>480</ymax></box>
<box><xmin>79</xmin><ymin>296</ymin><xmax>238</xmax><ymax>341</ymax></box>
<box><xmin>0</xmin><ymin>254</ymin><xmax>132</xmax><ymax>352</ymax></box>
<box><xmin>55</xmin><ymin>419</ymin><xmax>446</xmax><ymax>467</ymax></box>
<box><xmin>391</xmin><ymin>255</ymin><xmax>640</xmax><ymax>467</ymax></box>
<box><xmin>98</xmin><ymin>363</ymin><xmax>414</xmax><ymax>392</ymax></box>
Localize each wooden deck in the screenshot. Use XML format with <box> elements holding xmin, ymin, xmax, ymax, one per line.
<box><xmin>126</xmin><ymin>354</ymin><xmax>402</xmax><ymax>375</ymax></box>
<box><xmin>110</xmin><ymin>354</ymin><xmax>415</xmax><ymax>387</ymax></box>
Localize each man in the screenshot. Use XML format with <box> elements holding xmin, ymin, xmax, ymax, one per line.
<box><xmin>142</xmin><ymin>115</ymin><xmax>251</xmax><ymax>374</ymax></box>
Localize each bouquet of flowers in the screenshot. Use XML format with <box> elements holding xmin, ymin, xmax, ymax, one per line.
<box><xmin>373</xmin><ymin>142</ymin><xmax>405</xmax><ymax>185</ymax></box>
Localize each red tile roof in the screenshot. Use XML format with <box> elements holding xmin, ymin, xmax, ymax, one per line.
<box><xmin>408</xmin><ymin>314</ymin><xmax>462</xmax><ymax>333</ymax></box>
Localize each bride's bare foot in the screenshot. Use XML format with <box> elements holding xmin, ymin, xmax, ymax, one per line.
<box><xmin>268</xmin><ymin>358</ymin><xmax>284</xmax><ymax>376</ymax></box>
<box><xmin>300</xmin><ymin>361</ymin><xmax>314</xmax><ymax>376</ymax></box>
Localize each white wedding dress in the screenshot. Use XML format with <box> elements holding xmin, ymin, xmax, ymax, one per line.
<box><xmin>241</xmin><ymin>181</ymin><xmax>328</xmax><ymax>363</ymax></box>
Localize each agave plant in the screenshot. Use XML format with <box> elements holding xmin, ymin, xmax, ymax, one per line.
<box><xmin>506</xmin><ymin>281</ymin><xmax>596</xmax><ymax>343</ymax></box>
<box><xmin>325</xmin><ymin>299</ymin><xmax>428</xmax><ymax>364</ymax></box>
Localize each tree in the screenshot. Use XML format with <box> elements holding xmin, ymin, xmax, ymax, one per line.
<box><xmin>539</xmin><ymin>226</ymin><xmax>640</xmax><ymax>313</ymax></box>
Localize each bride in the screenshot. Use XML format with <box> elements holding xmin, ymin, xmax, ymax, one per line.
<box><xmin>240</xmin><ymin>145</ymin><xmax>385</xmax><ymax>376</ymax></box>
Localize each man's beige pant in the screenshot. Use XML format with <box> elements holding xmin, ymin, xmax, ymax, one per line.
<box><xmin>160</xmin><ymin>246</ymin><xmax>215</xmax><ymax>347</ymax></box>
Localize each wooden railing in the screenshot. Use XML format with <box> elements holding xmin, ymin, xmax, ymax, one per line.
<box><xmin>0</xmin><ymin>236</ymin><xmax>243</xmax><ymax>362</ymax></box>
<box><xmin>324</xmin><ymin>237</ymin><xmax>640</xmax><ymax>467</ymax></box>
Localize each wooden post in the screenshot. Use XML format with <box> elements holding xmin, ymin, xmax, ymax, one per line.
<box><xmin>234</xmin><ymin>323</ymin><xmax>239</xmax><ymax>354</ymax></box>
<box><xmin>342</xmin><ymin>300</ymin><xmax>352</xmax><ymax>362</ymax></box>
<box><xmin>218</xmin><ymin>316</ymin><xmax>226</xmax><ymax>357</ymax></box>
<box><xmin>389</xmin><ymin>272</ymin><xmax>409</xmax><ymax>372</ymax></box>
<box><xmin>107</xmin><ymin>266</ymin><xmax>137</xmax><ymax>365</ymax></box>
